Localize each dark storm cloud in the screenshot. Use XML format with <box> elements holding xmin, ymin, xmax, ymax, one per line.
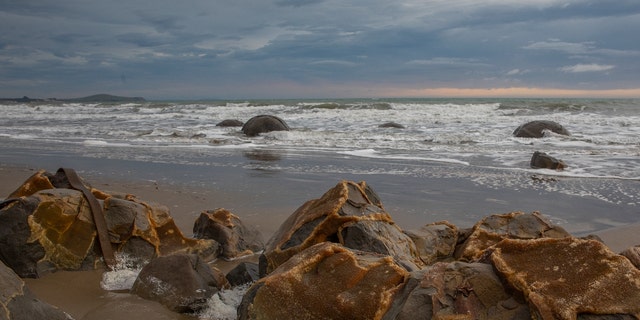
<box><xmin>0</xmin><ymin>0</ymin><xmax>639</xmax><ymax>99</ymax></box>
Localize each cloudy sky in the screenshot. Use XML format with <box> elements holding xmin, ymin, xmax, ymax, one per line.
<box><xmin>1</xmin><ymin>0</ymin><xmax>639</xmax><ymax>99</ymax></box>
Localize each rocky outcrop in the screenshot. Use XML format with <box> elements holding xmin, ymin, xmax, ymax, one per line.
<box><xmin>241</xmin><ymin>115</ymin><xmax>290</xmax><ymax>137</ymax></box>
<box><xmin>259</xmin><ymin>180</ymin><xmax>423</xmax><ymax>275</ymax></box>
<box><xmin>193</xmin><ymin>208</ymin><xmax>264</xmax><ymax>260</ymax></box>
<box><xmin>454</xmin><ymin>211</ymin><xmax>571</xmax><ymax>261</ymax></box>
<box><xmin>0</xmin><ymin>169</ymin><xmax>218</xmax><ymax>277</ymax></box>
<box><xmin>491</xmin><ymin>238</ymin><xmax>640</xmax><ymax>319</ymax></box>
<box><xmin>530</xmin><ymin>151</ymin><xmax>566</xmax><ymax>170</ymax></box>
<box><xmin>0</xmin><ymin>260</ymin><xmax>71</xmax><ymax>320</ymax></box>
<box><xmin>131</xmin><ymin>254</ymin><xmax>228</xmax><ymax>313</ymax></box>
<box><xmin>238</xmin><ymin>242</ymin><xmax>408</xmax><ymax>320</ymax></box>
<box><xmin>513</xmin><ymin>120</ymin><xmax>570</xmax><ymax>138</ymax></box>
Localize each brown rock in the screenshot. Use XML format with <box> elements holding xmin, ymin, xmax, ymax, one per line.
<box><xmin>260</xmin><ymin>180</ymin><xmax>422</xmax><ymax>275</ymax></box>
<box><xmin>491</xmin><ymin>238</ymin><xmax>640</xmax><ymax>320</ymax></box>
<box><xmin>621</xmin><ymin>246</ymin><xmax>640</xmax><ymax>269</ymax></box>
<box><xmin>389</xmin><ymin>262</ymin><xmax>530</xmax><ymax>320</ymax></box>
<box><xmin>0</xmin><ymin>169</ymin><xmax>219</xmax><ymax>277</ymax></box>
<box><xmin>405</xmin><ymin>221</ymin><xmax>458</xmax><ymax>265</ymax></box>
<box><xmin>455</xmin><ymin>211</ymin><xmax>571</xmax><ymax>261</ymax></box>
<box><xmin>0</xmin><ymin>260</ymin><xmax>71</xmax><ymax>320</ymax></box>
<box><xmin>131</xmin><ymin>254</ymin><xmax>228</xmax><ymax>313</ymax></box>
<box><xmin>530</xmin><ymin>151</ymin><xmax>566</xmax><ymax>170</ymax></box>
<box><xmin>193</xmin><ymin>208</ymin><xmax>264</xmax><ymax>260</ymax></box>
<box><xmin>238</xmin><ymin>242</ymin><xmax>408</xmax><ymax>320</ymax></box>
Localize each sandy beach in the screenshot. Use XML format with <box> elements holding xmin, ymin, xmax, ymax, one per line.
<box><xmin>2</xmin><ymin>161</ymin><xmax>640</xmax><ymax>319</ymax></box>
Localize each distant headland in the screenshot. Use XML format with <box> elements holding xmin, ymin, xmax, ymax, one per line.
<box><xmin>0</xmin><ymin>94</ymin><xmax>146</xmax><ymax>103</ymax></box>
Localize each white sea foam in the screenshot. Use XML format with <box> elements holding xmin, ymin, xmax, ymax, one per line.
<box><xmin>100</xmin><ymin>253</ymin><xmax>145</xmax><ymax>291</ymax></box>
<box><xmin>198</xmin><ymin>284</ymin><xmax>251</xmax><ymax>320</ymax></box>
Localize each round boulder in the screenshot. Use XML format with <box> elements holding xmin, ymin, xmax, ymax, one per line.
<box><xmin>241</xmin><ymin>115</ymin><xmax>290</xmax><ymax>137</ymax></box>
<box><xmin>216</xmin><ymin>119</ymin><xmax>244</xmax><ymax>127</ymax></box>
<box><xmin>513</xmin><ymin>120</ymin><xmax>569</xmax><ymax>138</ymax></box>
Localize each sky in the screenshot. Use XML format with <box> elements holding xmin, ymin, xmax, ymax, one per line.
<box><xmin>1</xmin><ymin>0</ymin><xmax>640</xmax><ymax>100</ymax></box>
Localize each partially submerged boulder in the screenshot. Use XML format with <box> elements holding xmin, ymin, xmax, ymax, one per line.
<box><xmin>216</xmin><ymin>119</ymin><xmax>244</xmax><ymax>127</ymax></box>
<box><xmin>455</xmin><ymin>211</ymin><xmax>571</xmax><ymax>261</ymax></box>
<box><xmin>241</xmin><ymin>115</ymin><xmax>290</xmax><ymax>137</ymax></box>
<box><xmin>491</xmin><ymin>238</ymin><xmax>640</xmax><ymax>319</ymax></box>
<box><xmin>530</xmin><ymin>151</ymin><xmax>566</xmax><ymax>170</ymax></box>
<box><xmin>379</xmin><ymin>122</ymin><xmax>405</xmax><ymax>129</ymax></box>
<box><xmin>0</xmin><ymin>169</ymin><xmax>218</xmax><ymax>277</ymax></box>
<box><xmin>238</xmin><ymin>242</ymin><xmax>408</xmax><ymax>320</ymax></box>
<box><xmin>513</xmin><ymin>120</ymin><xmax>570</xmax><ymax>138</ymax></box>
<box><xmin>260</xmin><ymin>180</ymin><xmax>423</xmax><ymax>275</ymax></box>
<box><xmin>0</xmin><ymin>260</ymin><xmax>71</xmax><ymax>320</ymax></box>
<box><xmin>131</xmin><ymin>254</ymin><xmax>228</xmax><ymax>313</ymax></box>
<box><xmin>193</xmin><ymin>208</ymin><xmax>264</xmax><ymax>260</ymax></box>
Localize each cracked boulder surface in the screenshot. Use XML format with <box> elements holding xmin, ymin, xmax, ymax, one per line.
<box><xmin>491</xmin><ymin>238</ymin><xmax>640</xmax><ymax>320</ymax></box>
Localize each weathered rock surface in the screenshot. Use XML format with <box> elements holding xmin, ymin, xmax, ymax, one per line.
<box><xmin>0</xmin><ymin>169</ymin><xmax>218</xmax><ymax>277</ymax></box>
<box><xmin>193</xmin><ymin>208</ymin><xmax>264</xmax><ymax>260</ymax></box>
<box><xmin>621</xmin><ymin>245</ymin><xmax>640</xmax><ymax>269</ymax></box>
<box><xmin>131</xmin><ymin>254</ymin><xmax>228</xmax><ymax>313</ymax></box>
<box><xmin>491</xmin><ymin>238</ymin><xmax>640</xmax><ymax>320</ymax></box>
<box><xmin>260</xmin><ymin>180</ymin><xmax>422</xmax><ymax>275</ymax></box>
<box><xmin>513</xmin><ymin>120</ymin><xmax>570</xmax><ymax>138</ymax></box>
<box><xmin>388</xmin><ymin>262</ymin><xmax>530</xmax><ymax>320</ymax></box>
<box><xmin>241</xmin><ymin>115</ymin><xmax>290</xmax><ymax>137</ymax></box>
<box><xmin>531</xmin><ymin>151</ymin><xmax>566</xmax><ymax>170</ymax></box>
<box><xmin>238</xmin><ymin>242</ymin><xmax>408</xmax><ymax>320</ymax></box>
<box><xmin>455</xmin><ymin>211</ymin><xmax>571</xmax><ymax>261</ymax></box>
<box><xmin>405</xmin><ymin>221</ymin><xmax>458</xmax><ymax>265</ymax></box>
<box><xmin>216</xmin><ymin>119</ymin><xmax>244</xmax><ymax>127</ymax></box>
<box><xmin>0</xmin><ymin>260</ymin><xmax>71</xmax><ymax>320</ymax></box>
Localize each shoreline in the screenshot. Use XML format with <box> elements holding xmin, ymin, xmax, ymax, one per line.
<box><xmin>3</xmin><ymin>162</ymin><xmax>640</xmax><ymax>319</ymax></box>
<box><xmin>2</xmin><ymin>163</ymin><xmax>639</xmax><ymax>252</ymax></box>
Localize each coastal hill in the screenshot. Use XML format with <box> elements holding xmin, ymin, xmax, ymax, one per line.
<box><xmin>0</xmin><ymin>94</ymin><xmax>146</xmax><ymax>103</ymax></box>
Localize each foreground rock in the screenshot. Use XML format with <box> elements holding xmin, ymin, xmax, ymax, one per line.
<box><xmin>389</xmin><ymin>262</ymin><xmax>530</xmax><ymax>320</ymax></box>
<box><xmin>0</xmin><ymin>169</ymin><xmax>218</xmax><ymax>277</ymax></box>
<box><xmin>238</xmin><ymin>242</ymin><xmax>407</xmax><ymax>320</ymax></box>
<box><xmin>0</xmin><ymin>260</ymin><xmax>71</xmax><ymax>320</ymax></box>
<box><xmin>131</xmin><ymin>254</ymin><xmax>228</xmax><ymax>313</ymax></box>
<box><xmin>513</xmin><ymin>120</ymin><xmax>570</xmax><ymax>138</ymax></box>
<box><xmin>193</xmin><ymin>208</ymin><xmax>264</xmax><ymax>260</ymax></box>
<box><xmin>260</xmin><ymin>180</ymin><xmax>423</xmax><ymax>275</ymax></box>
<box><xmin>241</xmin><ymin>115</ymin><xmax>290</xmax><ymax>137</ymax></box>
<box><xmin>455</xmin><ymin>211</ymin><xmax>571</xmax><ymax>261</ymax></box>
<box><xmin>530</xmin><ymin>151</ymin><xmax>566</xmax><ymax>170</ymax></box>
<box><xmin>491</xmin><ymin>238</ymin><xmax>640</xmax><ymax>319</ymax></box>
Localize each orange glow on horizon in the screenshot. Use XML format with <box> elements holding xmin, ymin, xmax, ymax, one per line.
<box><xmin>382</xmin><ymin>87</ymin><xmax>640</xmax><ymax>98</ymax></box>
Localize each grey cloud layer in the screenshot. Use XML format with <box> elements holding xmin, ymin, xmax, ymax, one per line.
<box><xmin>1</xmin><ymin>0</ymin><xmax>639</xmax><ymax>98</ymax></box>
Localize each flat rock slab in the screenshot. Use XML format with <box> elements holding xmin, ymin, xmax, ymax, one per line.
<box><xmin>491</xmin><ymin>238</ymin><xmax>640</xmax><ymax>320</ymax></box>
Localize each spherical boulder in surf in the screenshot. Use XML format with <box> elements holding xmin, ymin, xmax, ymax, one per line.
<box><xmin>513</xmin><ymin>120</ymin><xmax>569</xmax><ymax>138</ymax></box>
<box><xmin>241</xmin><ymin>115</ymin><xmax>290</xmax><ymax>137</ymax></box>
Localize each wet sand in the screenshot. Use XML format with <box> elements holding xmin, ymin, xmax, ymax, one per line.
<box><xmin>2</xmin><ymin>161</ymin><xmax>640</xmax><ymax>319</ymax></box>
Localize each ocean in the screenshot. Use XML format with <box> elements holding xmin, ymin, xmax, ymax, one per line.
<box><xmin>2</xmin><ymin>97</ymin><xmax>640</xmax><ymax>319</ymax></box>
<box><xmin>1</xmin><ymin>98</ymin><xmax>639</xmax><ymax>232</ymax></box>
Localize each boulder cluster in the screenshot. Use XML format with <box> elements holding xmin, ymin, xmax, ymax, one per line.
<box><xmin>2</xmin><ymin>170</ymin><xmax>640</xmax><ymax>320</ymax></box>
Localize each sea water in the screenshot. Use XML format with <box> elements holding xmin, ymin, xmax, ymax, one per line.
<box><xmin>3</xmin><ymin>98</ymin><xmax>640</xmax><ymax>319</ymax></box>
